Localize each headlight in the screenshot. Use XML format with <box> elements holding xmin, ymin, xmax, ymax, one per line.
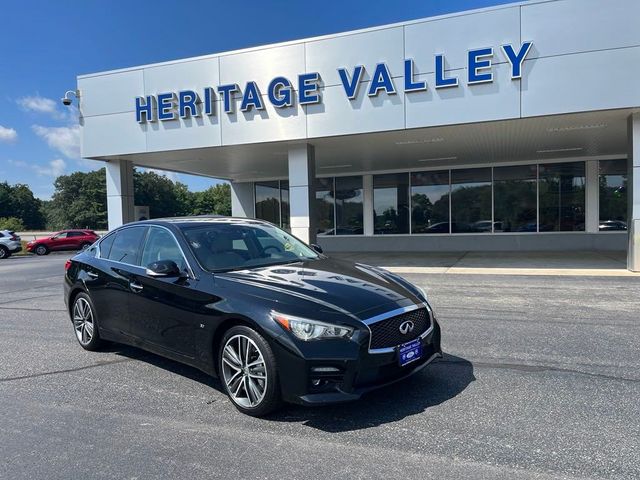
<box><xmin>272</xmin><ymin>312</ymin><xmax>354</xmax><ymax>341</ymax></box>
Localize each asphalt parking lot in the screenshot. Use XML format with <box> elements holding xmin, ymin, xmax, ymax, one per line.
<box><xmin>1</xmin><ymin>254</ymin><xmax>639</xmax><ymax>479</ymax></box>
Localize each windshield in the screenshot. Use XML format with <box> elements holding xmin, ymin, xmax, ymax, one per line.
<box><xmin>181</xmin><ymin>221</ymin><xmax>319</xmax><ymax>272</ymax></box>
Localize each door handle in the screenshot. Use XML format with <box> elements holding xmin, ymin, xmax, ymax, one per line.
<box><xmin>130</xmin><ymin>281</ymin><xmax>144</xmax><ymax>293</ymax></box>
<box><xmin>87</xmin><ymin>271</ymin><xmax>98</xmax><ymax>279</ymax></box>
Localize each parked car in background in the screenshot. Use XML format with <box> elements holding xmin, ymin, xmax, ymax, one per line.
<box><xmin>27</xmin><ymin>230</ymin><xmax>99</xmax><ymax>256</ymax></box>
<box><xmin>0</xmin><ymin>230</ymin><xmax>22</xmax><ymax>259</ymax></box>
<box><xmin>599</xmin><ymin>220</ymin><xmax>627</xmax><ymax>231</ymax></box>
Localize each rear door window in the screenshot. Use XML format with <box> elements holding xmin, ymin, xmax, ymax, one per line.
<box><xmin>107</xmin><ymin>227</ymin><xmax>147</xmax><ymax>265</ymax></box>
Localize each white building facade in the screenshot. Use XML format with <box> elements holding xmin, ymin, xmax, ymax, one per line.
<box><xmin>78</xmin><ymin>0</ymin><xmax>640</xmax><ymax>270</ymax></box>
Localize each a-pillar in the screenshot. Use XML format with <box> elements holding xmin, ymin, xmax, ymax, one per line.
<box><xmin>288</xmin><ymin>144</ymin><xmax>316</xmax><ymax>245</ymax></box>
<box><xmin>628</xmin><ymin>113</ymin><xmax>640</xmax><ymax>271</ymax></box>
<box><xmin>106</xmin><ymin>159</ymin><xmax>134</xmax><ymax>230</ymax></box>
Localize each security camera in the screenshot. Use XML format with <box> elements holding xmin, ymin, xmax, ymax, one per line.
<box><xmin>61</xmin><ymin>90</ymin><xmax>78</xmax><ymax>107</ymax></box>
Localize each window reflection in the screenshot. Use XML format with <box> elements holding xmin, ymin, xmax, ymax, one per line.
<box><xmin>494</xmin><ymin>165</ymin><xmax>537</xmax><ymax>232</ymax></box>
<box><xmin>450</xmin><ymin>168</ymin><xmax>492</xmax><ymax>233</ymax></box>
<box><xmin>335</xmin><ymin>176</ymin><xmax>363</xmax><ymax>235</ymax></box>
<box><xmin>411</xmin><ymin>171</ymin><xmax>450</xmax><ymax>234</ymax></box>
<box><xmin>315</xmin><ymin>178</ymin><xmax>335</xmax><ymax>236</ymax></box>
<box><xmin>255</xmin><ymin>181</ymin><xmax>280</xmax><ymax>226</ymax></box>
<box><xmin>599</xmin><ymin>159</ymin><xmax>627</xmax><ymax>231</ymax></box>
<box><xmin>539</xmin><ymin>162</ymin><xmax>585</xmax><ymax>231</ymax></box>
<box><xmin>373</xmin><ymin>174</ymin><xmax>409</xmax><ymax>234</ymax></box>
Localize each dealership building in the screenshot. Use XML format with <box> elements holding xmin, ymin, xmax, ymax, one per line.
<box><xmin>77</xmin><ymin>0</ymin><xmax>640</xmax><ymax>270</ymax></box>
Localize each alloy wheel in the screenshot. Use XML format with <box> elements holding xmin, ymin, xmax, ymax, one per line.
<box><xmin>73</xmin><ymin>297</ymin><xmax>95</xmax><ymax>345</ymax></box>
<box><xmin>221</xmin><ymin>334</ymin><xmax>267</xmax><ymax>408</ymax></box>
<box><xmin>0</xmin><ymin>248</ymin><xmax>7</xmax><ymax>259</ymax></box>
<box><xmin>36</xmin><ymin>246</ymin><xmax>47</xmax><ymax>255</ymax></box>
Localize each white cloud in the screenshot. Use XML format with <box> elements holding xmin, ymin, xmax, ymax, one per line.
<box><xmin>17</xmin><ymin>95</ymin><xmax>59</xmax><ymax>116</ymax></box>
<box><xmin>0</xmin><ymin>125</ymin><xmax>18</xmax><ymax>143</ymax></box>
<box><xmin>32</xmin><ymin>124</ymin><xmax>80</xmax><ymax>159</ymax></box>
<box><xmin>8</xmin><ymin>158</ymin><xmax>66</xmax><ymax>178</ymax></box>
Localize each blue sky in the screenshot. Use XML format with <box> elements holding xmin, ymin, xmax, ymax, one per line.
<box><xmin>0</xmin><ymin>0</ymin><xmax>519</xmax><ymax>199</ymax></box>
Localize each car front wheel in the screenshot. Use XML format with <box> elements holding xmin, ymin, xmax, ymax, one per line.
<box><xmin>219</xmin><ymin>325</ymin><xmax>282</xmax><ymax>416</ymax></box>
<box><xmin>35</xmin><ymin>245</ymin><xmax>48</xmax><ymax>256</ymax></box>
<box><xmin>71</xmin><ymin>293</ymin><xmax>103</xmax><ymax>351</ymax></box>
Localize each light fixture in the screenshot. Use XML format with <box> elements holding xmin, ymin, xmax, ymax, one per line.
<box><xmin>318</xmin><ymin>164</ymin><xmax>352</xmax><ymax>169</ymax></box>
<box><xmin>547</xmin><ymin>124</ymin><xmax>607</xmax><ymax>133</ymax></box>
<box><xmin>395</xmin><ymin>137</ymin><xmax>444</xmax><ymax>145</ymax></box>
<box><xmin>536</xmin><ymin>147</ymin><xmax>583</xmax><ymax>154</ymax></box>
<box><xmin>417</xmin><ymin>156</ymin><xmax>458</xmax><ymax>162</ymax></box>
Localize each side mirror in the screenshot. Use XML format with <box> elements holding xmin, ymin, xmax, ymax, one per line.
<box><xmin>310</xmin><ymin>243</ymin><xmax>323</xmax><ymax>254</ymax></box>
<box><xmin>146</xmin><ymin>259</ymin><xmax>182</xmax><ymax>277</ymax></box>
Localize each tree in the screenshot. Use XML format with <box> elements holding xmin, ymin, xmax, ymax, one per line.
<box><xmin>0</xmin><ymin>182</ymin><xmax>45</xmax><ymax>229</ymax></box>
<box><xmin>134</xmin><ymin>170</ymin><xmax>184</xmax><ymax>218</ymax></box>
<box><xmin>0</xmin><ymin>217</ymin><xmax>26</xmax><ymax>231</ymax></box>
<box><xmin>45</xmin><ymin>169</ymin><xmax>108</xmax><ymax>230</ymax></box>
<box><xmin>191</xmin><ymin>183</ymin><xmax>231</xmax><ymax>216</ymax></box>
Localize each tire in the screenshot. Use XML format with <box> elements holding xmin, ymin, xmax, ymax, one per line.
<box><xmin>0</xmin><ymin>246</ymin><xmax>10</xmax><ymax>259</ymax></box>
<box><xmin>219</xmin><ymin>325</ymin><xmax>282</xmax><ymax>416</ymax></box>
<box><xmin>35</xmin><ymin>245</ymin><xmax>48</xmax><ymax>256</ymax></box>
<box><xmin>71</xmin><ymin>292</ymin><xmax>103</xmax><ymax>351</ymax></box>
<box><xmin>80</xmin><ymin>242</ymin><xmax>91</xmax><ymax>250</ymax></box>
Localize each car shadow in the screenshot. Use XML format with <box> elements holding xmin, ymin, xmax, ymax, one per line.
<box><xmin>266</xmin><ymin>353</ymin><xmax>474</xmax><ymax>432</ymax></box>
<box><xmin>104</xmin><ymin>344</ymin><xmax>474</xmax><ymax>431</ymax></box>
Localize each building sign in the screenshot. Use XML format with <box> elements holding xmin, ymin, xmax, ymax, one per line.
<box><xmin>135</xmin><ymin>41</ymin><xmax>532</xmax><ymax>123</ymax></box>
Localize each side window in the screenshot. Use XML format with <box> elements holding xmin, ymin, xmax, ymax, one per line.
<box><xmin>54</xmin><ymin>232</ymin><xmax>68</xmax><ymax>239</ymax></box>
<box><xmin>140</xmin><ymin>227</ymin><xmax>187</xmax><ymax>272</ymax></box>
<box><xmin>98</xmin><ymin>233</ymin><xmax>116</xmax><ymax>258</ymax></box>
<box><xmin>68</xmin><ymin>231</ymin><xmax>83</xmax><ymax>238</ymax></box>
<box><xmin>107</xmin><ymin>227</ymin><xmax>146</xmax><ymax>265</ymax></box>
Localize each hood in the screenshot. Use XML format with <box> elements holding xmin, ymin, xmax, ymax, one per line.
<box><xmin>215</xmin><ymin>256</ymin><xmax>420</xmax><ymax>319</ymax></box>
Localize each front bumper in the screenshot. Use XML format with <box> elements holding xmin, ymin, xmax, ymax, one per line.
<box><xmin>272</xmin><ymin>318</ymin><xmax>442</xmax><ymax>406</ymax></box>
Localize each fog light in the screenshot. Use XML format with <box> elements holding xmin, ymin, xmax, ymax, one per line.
<box><xmin>311</xmin><ymin>366</ymin><xmax>340</xmax><ymax>373</ymax></box>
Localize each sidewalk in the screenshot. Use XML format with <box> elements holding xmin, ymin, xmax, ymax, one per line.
<box><xmin>329</xmin><ymin>251</ymin><xmax>638</xmax><ymax>277</ymax></box>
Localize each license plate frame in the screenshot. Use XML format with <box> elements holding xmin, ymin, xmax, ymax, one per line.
<box><xmin>398</xmin><ymin>338</ymin><xmax>423</xmax><ymax>367</ymax></box>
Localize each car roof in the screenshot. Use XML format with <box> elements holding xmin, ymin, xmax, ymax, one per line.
<box><xmin>129</xmin><ymin>215</ymin><xmax>273</xmax><ymax>229</ymax></box>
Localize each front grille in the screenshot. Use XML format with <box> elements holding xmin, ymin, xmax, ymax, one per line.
<box><xmin>368</xmin><ymin>307</ymin><xmax>431</xmax><ymax>350</ymax></box>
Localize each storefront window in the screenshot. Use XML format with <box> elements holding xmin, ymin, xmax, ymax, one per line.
<box><xmin>450</xmin><ymin>168</ymin><xmax>492</xmax><ymax>233</ymax></box>
<box><xmin>599</xmin><ymin>159</ymin><xmax>627</xmax><ymax>231</ymax></box>
<box><xmin>411</xmin><ymin>171</ymin><xmax>450</xmax><ymax>233</ymax></box>
<box><xmin>539</xmin><ymin>162</ymin><xmax>585</xmax><ymax>231</ymax></box>
<box><xmin>315</xmin><ymin>177</ymin><xmax>335</xmax><ymax>236</ymax></box>
<box><xmin>335</xmin><ymin>176</ymin><xmax>363</xmax><ymax>235</ymax></box>
<box><xmin>255</xmin><ymin>181</ymin><xmax>280</xmax><ymax>226</ymax></box>
<box><xmin>494</xmin><ymin>165</ymin><xmax>538</xmax><ymax>232</ymax></box>
<box><xmin>373</xmin><ymin>173</ymin><xmax>409</xmax><ymax>234</ymax></box>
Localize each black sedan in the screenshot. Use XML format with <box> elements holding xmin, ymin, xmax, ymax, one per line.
<box><xmin>64</xmin><ymin>217</ymin><xmax>442</xmax><ymax>416</ymax></box>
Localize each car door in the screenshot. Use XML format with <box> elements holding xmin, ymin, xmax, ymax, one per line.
<box><xmin>49</xmin><ymin>232</ymin><xmax>70</xmax><ymax>251</ymax></box>
<box><xmin>127</xmin><ymin>226</ymin><xmax>201</xmax><ymax>358</ymax></box>
<box><xmin>84</xmin><ymin>226</ymin><xmax>148</xmax><ymax>337</ymax></box>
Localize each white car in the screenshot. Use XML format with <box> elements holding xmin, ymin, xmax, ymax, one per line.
<box><xmin>0</xmin><ymin>230</ymin><xmax>22</xmax><ymax>259</ymax></box>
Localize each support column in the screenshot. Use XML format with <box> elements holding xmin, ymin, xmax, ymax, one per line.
<box><xmin>585</xmin><ymin>160</ymin><xmax>599</xmax><ymax>233</ymax></box>
<box><xmin>363</xmin><ymin>174</ymin><xmax>374</xmax><ymax>236</ymax></box>
<box><xmin>231</xmin><ymin>181</ymin><xmax>255</xmax><ymax>218</ymax></box>
<box><xmin>106</xmin><ymin>159</ymin><xmax>134</xmax><ymax>230</ymax></box>
<box><xmin>628</xmin><ymin>113</ymin><xmax>640</xmax><ymax>271</ymax></box>
<box><xmin>288</xmin><ymin>144</ymin><xmax>316</xmax><ymax>245</ymax></box>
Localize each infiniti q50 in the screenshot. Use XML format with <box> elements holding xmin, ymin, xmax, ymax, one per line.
<box><xmin>64</xmin><ymin>217</ymin><xmax>442</xmax><ymax>416</ymax></box>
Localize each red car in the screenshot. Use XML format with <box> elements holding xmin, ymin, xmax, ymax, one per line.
<box><xmin>27</xmin><ymin>230</ymin><xmax>99</xmax><ymax>256</ymax></box>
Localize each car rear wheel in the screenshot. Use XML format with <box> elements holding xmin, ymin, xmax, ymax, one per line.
<box><xmin>219</xmin><ymin>325</ymin><xmax>282</xmax><ymax>416</ymax></box>
<box><xmin>0</xmin><ymin>246</ymin><xmax>9</xmax><ymax>259</ymax></box>
<box><xmin>80</xmin><ymin>242</ymin><xmax>91</xmax><ymax>250</ymax></box>
<box><xmin>35</xmin><ymin>245</ymin><xmax>48</xmax><ymax>256</ymax></box>
<box><xmin>71</xmin><ymin>293</ymin><xmax>103</xmax><ymax>351</ymax></box>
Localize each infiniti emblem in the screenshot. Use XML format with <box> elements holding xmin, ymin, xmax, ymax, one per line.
<box><xmin>399</xmin><ymin>320</ymin><xmax>415</xmax><ymax>335</ymax></box>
